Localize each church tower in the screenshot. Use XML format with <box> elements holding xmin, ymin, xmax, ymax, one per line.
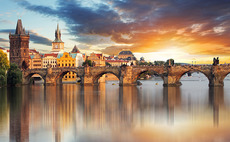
<box><xmin>9</xmin><ymin>19</ymin><xmax>30</xmax><ymax>70</ymax></box>
<box><xmin>52</xmin><ymin>24</ymin><xmax>64</xmax><ymax>53</ymax></box>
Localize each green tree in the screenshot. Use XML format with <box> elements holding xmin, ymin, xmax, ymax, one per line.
<box><xmin>154</xmin><ymin>61</ymin><xmax>165</xmax><ymax>65</ymax></box>
<box><xmin>106</xmin><ymin>62</ymin><xmax>111</xmax><ymax>66</ymax></box>
<box><xmin>82</xmin><ymin>59</ymin><xmax>92</xmax><ymax>67</ymax></box>
<box><xmin>7</xmin><ymin>63</ymin><xmax>22</xmax><ymax>86</ymax></box>
<box><xmin>0</xmin><ymin>69</ymin><xmax>7</xmax><ymax>86</ymax></box>
<box><xmin>0</xmin><ymin>50</ymin><xmax>9</xmax><ymax>86</ymax></box>
<box><xmin>0</xmin><ymin>50</ymin><xmax>9</xmax><ymax>71</ymax></box>
<box><xmin>165</xmin><ymin>59</ymin><xmax>174</xmax><ymax>66</ymax></box>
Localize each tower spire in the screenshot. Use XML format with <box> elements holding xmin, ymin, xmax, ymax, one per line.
<box><xmin>15</xmin><ymin>19</ymin><xmax>25</xmax><ymax>35</ymax></box>
<box><xmin>54</xmin><ymin>23</ymin><xmax>62</xmax><ymax>42</ymax></box>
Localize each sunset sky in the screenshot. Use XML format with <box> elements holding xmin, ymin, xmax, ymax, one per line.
<box><xmin>0</xmin><ymin>0</ymin><xmax>230</xmax><ymax>64</ymax></box>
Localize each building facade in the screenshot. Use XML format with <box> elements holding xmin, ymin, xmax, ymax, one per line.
<box><xmin>29</xmin><ymin>54</ymin><xmax>42</xmax><ymax>69</ymax></box>
<box><xmin>9</xmin><ymin>19</ymin><xmax>30</xmax><ymax>69</ymax></box>
<box><xmin>57</xmin><ymin>52</ymin><xmax>76</xmax><ymax>81</ymax></box>
<box><xmin>70</xmin><ymin>45</ymin><xmax>84</xmax><ymax>67</ymax></box>
<box><xmin>106</xmin><ymin>60</ymin><xmax>129</xmax><ymax>66</ymax></box>
<box><xmin>87</xmin><ymin>53</ymin><xmax>105</xmax><ymax>66</ymax></box>
<box><xmin>117</xmin><ymin>50</ymin><xmax>137</xmax><ymax>65</ymax></box>
<box><xmin>42</xmin><ymin>53</ymin><xmax>58</xmax><ymax>68</ymax></box>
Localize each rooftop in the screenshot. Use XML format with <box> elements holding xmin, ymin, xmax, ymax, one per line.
<box><xmin>118</xmin><ymin>50</ymin><xmax>133</xmax><ymax>55</ymax></box>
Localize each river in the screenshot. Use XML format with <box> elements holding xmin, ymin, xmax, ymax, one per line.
<box><xmin>1</xmin><ymin>73</ymin><xmax>230</xmax><ymax>142</ymax></box>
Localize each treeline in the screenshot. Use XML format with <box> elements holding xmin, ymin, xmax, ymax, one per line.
<box><xmin>137</xmin><ymin>58</ymin><xmax>180</xmax><ymax>66</ymax></box>
<box><xmin>0</xmin><ymin>50</ymin><xmax>22</xmax><ymax>87</ymax></box>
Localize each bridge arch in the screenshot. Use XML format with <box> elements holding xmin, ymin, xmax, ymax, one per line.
<box><xmin>55</xmin><ymin>69</ymin><xmax>82</xmax><ymax>84</ymax></box>
<box><xmin>133</xmin><ymin>69</ymin><xmax>163</xmax><ymax>83</ymax></box>
<box><xmin>24</xmin><ymin>72</ymin><xmax>45</xmax><ymax>84</ymax></box>
<box><xmin>93</xmin><ymin>71</ymin><xmax>120</xmax><ymax>85</ymax></box>
<box><xmin>222</xmin><ymin>72</ymin><xmax>230</xmax><ymax>87</ymax></box>
<box><xmin>177</xmin><ymin>69</ymin><xmax>211</xmax><ymax>85</ymax></box>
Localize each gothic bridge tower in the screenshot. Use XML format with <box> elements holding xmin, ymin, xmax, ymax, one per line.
<box><xmin>9</xmin><ymin>19</ymin><xmax>30</xmax><ymax>70</ymax></box>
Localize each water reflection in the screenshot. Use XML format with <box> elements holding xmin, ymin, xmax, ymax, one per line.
<box><xmin>0</xmin><ymin>81</ymin><xmax>230</xmax><ymax>141</ymax></box>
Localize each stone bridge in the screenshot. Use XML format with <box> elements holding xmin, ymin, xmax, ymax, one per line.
<box><xmin>22</xmin><ymin>65</ymin><xmax>230</xmax><ymax>87</ymax></box>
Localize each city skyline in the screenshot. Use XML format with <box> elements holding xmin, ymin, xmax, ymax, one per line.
<box><xmin>0</xmin><ymin>0</ymin><xmax>230</xmax><ymax>64</ymax></box>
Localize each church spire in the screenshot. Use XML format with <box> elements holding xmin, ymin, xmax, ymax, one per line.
<box><xmin>15</xmin><ymin>19</ymin><xmax>26</xmax><ymax>35</ymax></box>
<box><xmin>54</xmin><ymin>23</ymin><xmax>62</xmax><ymax>42</ymax></box>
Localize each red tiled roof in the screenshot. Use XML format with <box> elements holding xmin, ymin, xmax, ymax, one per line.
<box><xmin>106</xmin><ymin>60</ymin><xmax>128</xmax><ymax>63</ymax></box>
<box><xmin>29</xmin><ymin>49</ymin><xmax>39</xmax><ymax>54</ymax></box>
<box><xmin>44</xmin><ymin>53</ymin><xmax>58</xmax><ymax>58</ymax></box>
<box><xmin>95</xmin><ymin>54</ymin><xmax>102</xmax><ymax>58</ymax></box>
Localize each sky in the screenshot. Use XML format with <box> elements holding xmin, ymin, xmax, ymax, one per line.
<box><xmin>0</xmin><ymin>0</ymin><xmax>230</xmax><ymax>64</ymax></box>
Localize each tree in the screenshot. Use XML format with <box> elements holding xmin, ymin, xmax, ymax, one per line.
<box><xmin>0</xmin><ymin>69</ymin><xmax>7</xmax><ymax>86</ymax></box>
<box><xmin>165</xmin><ymin>59</ymin><xmax>174</xmax><ymax>66</ymax></box>
<box><xmin>7</xmin><ymin>63</ymin><xmax>22</xmax><ymax>86</ymax></box>
<box><xmin>82</xmin><ymin>59</ymin><xmax>92</xmax><ymax>67</ymax></box>
<box><xmin>140</xmin><ymin>57</ymin><xmax>145</xmax><ymax>61</ymax></box>
<box><xmin>154</xmin><ymin>61</ymin><xmax>165</xmax><ymax>65</ymax></box>
<box><xmin>106</xmin><ymin>62</ymin><xmax>111</xmax><ymax>66</ymax></box>
<box><xmin>0</xmin><ymin>50</ymin><xmax>9</xmax><ymax>86</ymax></box>
<box><xmin>0</xmin><ymin>50</ymin><xmax>9</xmax><ymax>71</ymax></box>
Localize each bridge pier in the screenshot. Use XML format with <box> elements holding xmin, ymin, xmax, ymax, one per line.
<box><xmin>44</xmin><ymin>76</ymin><xmax>56</xmax><ymax>85</ymax></box>
<box><xmin>22</xmin><ymin>76</ymin><xmax>31</xmax><ymax>85</ymax></box>
<box><xmin>209</xmin><ymin>78</ymin><xmax>224</xmax><ymax>87</ymax></box>
<box><xmin>163</xmin><ymin>75</ymin><xmax>182</xmax><ymax>87</ymax></box>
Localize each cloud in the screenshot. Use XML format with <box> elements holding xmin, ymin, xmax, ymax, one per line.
<box><xmin>0</xmin><ymin>38</ymin><xmax>8</xmax><ymax>42</ymax></box>
<box><xmin>13</xmin><ymin>0</ymin><xmax>230</xmax><ymax>56</ymax></box>
<box><xmin>0</xmin><ymin>29</ymin><xmax>52</xmax><ymax>46</ymax></box>
<box><xmin>29</xmin><ymin>30</ymin><xmax>52</xmax><ymax>46</ymax></box>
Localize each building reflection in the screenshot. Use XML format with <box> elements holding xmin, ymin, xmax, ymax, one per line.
<box><xmin>163</xmin><ymin>87</ymin><xmax>181</xmax><ymax>125</ymax></box>
<box><xmin>4</xmin><ymin>83</ymin><xmax>230</xmax><ymax>142</ymax></box>
<box><xmin>209</xmin><ymin>87</ymin><xmax>224</xmax><ymax>127</ymax></box>
<box><xmin>8</xmin><ymin>87</ymin><xmax>30</xmax><ymax>142</ymax></box>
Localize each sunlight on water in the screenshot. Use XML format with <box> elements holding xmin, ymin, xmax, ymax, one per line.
<box><xmin>1</xmin><ymin>76</ymin><xmax>230</xmax><ymax>142</ymax></box>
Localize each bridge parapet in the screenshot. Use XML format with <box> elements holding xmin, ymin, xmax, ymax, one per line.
<box><xmin>22</xmin><ymin>65</ymin><xmax>230</xmax><ymax>87</ymax></box>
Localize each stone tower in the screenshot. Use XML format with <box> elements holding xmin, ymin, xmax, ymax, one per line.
<box><xmin>9</xmin><ymin>19</ymin><xmax>30</xmax><ymax>70</ymax></box>
<box><xmin>52</xmin><ymin>24</ymin><xmax>64</xmax><ymax>53</ymax></box>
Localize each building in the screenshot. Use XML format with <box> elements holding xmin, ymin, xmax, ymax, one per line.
<box><xmin>42</xmin><ymin>53</ymin><xmax>58</xmax><ymax>68</ymax></box>
<box><xmin>29</xmin><ymin>49</ymin><xmax>39</xmax><ymax>55</ymax></box>
<box><xmin>51</xmin><ymin>24</ymin><xmax>64</xmax><ymax>53</ymax></box>
<box><xmin>29</xmin><ymin>54</ymin><xmax>42</xmax><ymax>69</ymax></box>
<box><xmin>106</xmin><ymin>59</ymin><xmax>129</xmax><ymax>66</ymax></box>
<box><xmin>28</xmin><ymin>49</ymin><xmax>42</xmax><ymax>69</ymax></box>
<box><xmin>70</xmin><ymin>45</ymin><xmax>84</xmax><ymax>67</ymax></box>
<box><xmin>118</xmin><ymin>49</ymin><xmax>134</xmax><ymax>59</ymax></box>
<box><xmin>87</xmin><ymin>52</ymin><xmax>105</xmax><ymax>66</ymax></box>
<box><xmin>57</xmin><ymin>52</ymin><xmax>77</xmax><ymax>82</ymax></box>
<box><xmin>9</xmin><ymin>19</ymin><xmax>30</xmax><ymax>69</ymax></box>
<box><xmin>117</xmin><ymin>50</ymin><xmax>137</xmax><ymax>65</ymax></box>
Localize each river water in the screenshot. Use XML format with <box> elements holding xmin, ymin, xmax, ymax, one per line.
<box><xmin>1</xmin><ymin>73</ymin><xmax>230</xmax><ymax>142</ymax></box>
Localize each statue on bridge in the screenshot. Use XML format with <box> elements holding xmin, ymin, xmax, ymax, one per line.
<box><xmin>213</xmin><ymin>57</ymin><xmax>219</xmax><ymax>66</ymax></box>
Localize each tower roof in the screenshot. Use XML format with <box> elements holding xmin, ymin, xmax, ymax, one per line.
<box><xmin>53</xmin><ymin>23</ymin><xmax>63</xmax><ymax>43</ymax></box>
<box><xmin>15</xmin><ymin>19</ymin><xmax>26</xmax><ymax>35</ymax></box>
<box><xmin>71</xmin><ymin>45</ymin><xmax>80</xmax><ymax>53</ymax></box>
